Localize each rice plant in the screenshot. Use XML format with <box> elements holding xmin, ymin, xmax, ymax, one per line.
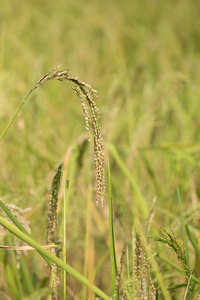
<box><xmin>0</xmin><ymin>68</ymin><xmax>108</xmax><ymax>299</ymax></box>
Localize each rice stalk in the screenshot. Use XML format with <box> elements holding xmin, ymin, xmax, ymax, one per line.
<box><xmin>122</xmin><ymin>232</ymin><xmax>156</xmax><ymax>300</ymax></box>
<box><xmin>113</xmin><ymin>244</ymin><xmax>126</xmax><ymax>300</ymax></box>
<box><xmin>148</xmin><ymin>227</ymin><xmax>192</xmax><ymax>290</ymax></box>
<box><xmin>0</xmin><ymin>66</ymin><xmax>105</xmax><ymax>207</ymax></box>
<box><xmin>108</xmin><ymin>162</ymin><xmax>118</xmax><ymax>299</ymax></box>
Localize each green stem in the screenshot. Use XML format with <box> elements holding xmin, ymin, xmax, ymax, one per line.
<box><xmin>177</xmin><ymin>183</ymin><xmax>190</xmax><ymax>270</ymax></box>
<box><xmin>47</xmin><ymin>272</ymin><xmax>53</xmax><ymax>300</ymax></box>
<box><xmin>0</xmin><ymin>217</ymin><xmax>110</xmax><ymax>300</ymax></box>
<box><xmin>108</xmin><ymin>162</ymin><xmax>119</xmax><ymax>299</ymax></box>
<box><xmin>62</xmin><ymin>164</ymin><xmax>67</xmax><ymax>300</ymax></box>
<box><xmin>0</xmin><ymin>87</ymin><xmax>35</xmax><ymax>142</ymax></box>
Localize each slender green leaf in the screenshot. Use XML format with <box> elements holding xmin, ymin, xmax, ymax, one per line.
<box><xmin>8</xmin><ymin>235</ymin><xmax>24</xmax><ymax>299</ymax></box>
<box><xmin>177</xmin><ymin>183</ymin><xmax>190</xmax><ymax>269</ymax></box>
<box><xmin>186</xmin><ymin>226</ymin><xmax>200</xmax><ymax>258</ymax></box>
<box><xmin>19</xmin><ymin>255</ymin><xmax>34</xmax><ymax>295</ymax></box>
<box><xmin>108</xmin><ymin>162</ymin><xmax>119</xmax><ymax>299</ymax></box>
<box><xmin>107</xmin><ymin>143</ymin><xmax>148</xmax><ymax>217</ymax></box>
<box><xmin>4</xmin><ymin>262</ymin><xmax>19</xmax><ymax>299</ymax></box>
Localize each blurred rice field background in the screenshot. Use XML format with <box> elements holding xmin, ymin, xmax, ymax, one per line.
<box><xmin>1</xmin><ymin>0</ymin><xmax>200</xmax><ymax>299</ymax></box>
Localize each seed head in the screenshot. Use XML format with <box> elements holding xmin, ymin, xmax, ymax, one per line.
<box><xmin>34</xmin><ymin>67</ymin><xmax>105</xmax><ymax>206</ymax></box>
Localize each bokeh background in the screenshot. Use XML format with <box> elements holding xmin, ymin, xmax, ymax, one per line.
<box><xmin>1</xmin><ymin>0</ymin><xmax>200</xmax><ymax>299</ymax></box>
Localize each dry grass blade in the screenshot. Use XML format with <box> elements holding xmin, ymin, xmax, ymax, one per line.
<box><xmin>0</xmin><ymin>245</ymin><xmax>61</xmax><ymax>251</ymax></box>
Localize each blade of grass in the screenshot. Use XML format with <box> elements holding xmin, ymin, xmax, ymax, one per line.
<box><xmin>47</xmin><ymin>272</ymin><xmax>53</xmax><ymax>300</ymax></box>
<box><xmin>108</xmin><ymin>162</ymin><xmax>119</xmax><ymax>299</ymax></box>
<box><xmin>131</xmin><ymin>224</ymin><xmax>136</xmax><ymax>300</ymax></box>
<box><xmin>107</xmin><ymin>143</ymin><xmax>148</xmax><ymax>217</ymax></box>
<box><xmin>7</xmin><ymin>235</ymin><xmax>23</xmax><ymax>299</ymax></box>
<box><xmin>62</xmin><ymin>162</ymin><xmax>67</xmax><ymax>300</ymax></box>
<box><xmin>19</xmin><ymin>255</ymin><xmax>34</xmax><ymax>295</ymax></box>
<box><xmin>177</xmin><ymin>183</ymin><xmax>190</xmax><ymax>270</ymax></box>
<box><xmin>186</xmin><ymin>225</ymin><xmax>200</xmax><ymax>258</ymax></box>
<box><xmin>0</xmin><ymin>217</ymin><xmax>111</xmax><ymax>300</ymax></box>
<box><xmin>4</xmin><ymin>260</ymin><xmax>19</xmax><ymax>299</ymax></box>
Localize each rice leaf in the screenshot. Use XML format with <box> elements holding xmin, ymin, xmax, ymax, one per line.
<box><xmin>186</xmin><ymin>225</ymin><xmax>200</xmax><ymax>258</ymax></box>
<box><xmin>107</xmin><ymin>143</ymin><xmax>148</xmax><ymax>217</ymax></box>
<box><xmin>108</xmin><ymin>162</ymin><xmax>119</xmax><ymax>299</ymax></box>
<box><xmin>177</xmin><ymin>183</ymin><xmax>190</xmax><ymax>271</ymax></box>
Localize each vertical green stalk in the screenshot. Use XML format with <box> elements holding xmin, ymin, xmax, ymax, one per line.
<box><xmin>47</xmin><ymin>273</ymin><xmax>53</xmax><ymax>300</ymax></box>
<box><xmin>83</xmin><ymin>185</ymin><xmax>93</xmax><ymax>300</ymax></box>
<box><xmin>177</xmin><ymin>183</ymin><xmax>190</xmax><ymax>269</ymax></box>
<box><xmin>177</xmin><ymin>182</ymin><xmax>191</xmax><ymax>297</ymax></box>
<box><xmin>8</xmin><ymin>235</ymin><xmax>24</xmax><ymax>299</ymax></box>
<box><xmin>126</xmin><ymin>246</ymin><xmax>130</xmax><ymax>284</ymax></box>
<box><xmin>19</xmin><ymin>255</ymin><xmax>34</xmax><ymax>295</ymax></box>
<box><xmin>4</xmin><ymin>260</ymin><xmax>19</xmax><ymax>299</ymax></box>
<box><xmin>108</xmin><ymin>162</ymin><xmax>119</xmax><ymax>299</ymax></box>
<box><xmin>63</xmin><ymin>163</ymin><xmax>67</xmax><ymax>300</ymax></box>
<box><xmin>131</xmin><ymin>223</ymin><xmax>135</xmax><ymax>300</ymax></box>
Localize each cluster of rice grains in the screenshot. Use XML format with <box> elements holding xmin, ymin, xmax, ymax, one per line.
<box><xmin>122</xmin><ymin>233</ymin><xmax>156</xmax><ymax>300</ymax></box>
<box><xmin>35</xmin><ymin>67</ymin><xmax>105</xmax><ymax>207</ymax></box>
<box><xmin>148</xmin><ymin>227</ymin><xmax>192</xmax><ymax>292</ymax></box>
<box><xmin>46</xmin><ymin>163</ymin><xmax>63</xmax><ymax>300</ymax></box>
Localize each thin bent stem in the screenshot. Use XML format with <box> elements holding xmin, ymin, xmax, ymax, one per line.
<box><xmin>0</xmin><ymin>88</ymin><xmax>35</xmax><ymax>142</ymax></box>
